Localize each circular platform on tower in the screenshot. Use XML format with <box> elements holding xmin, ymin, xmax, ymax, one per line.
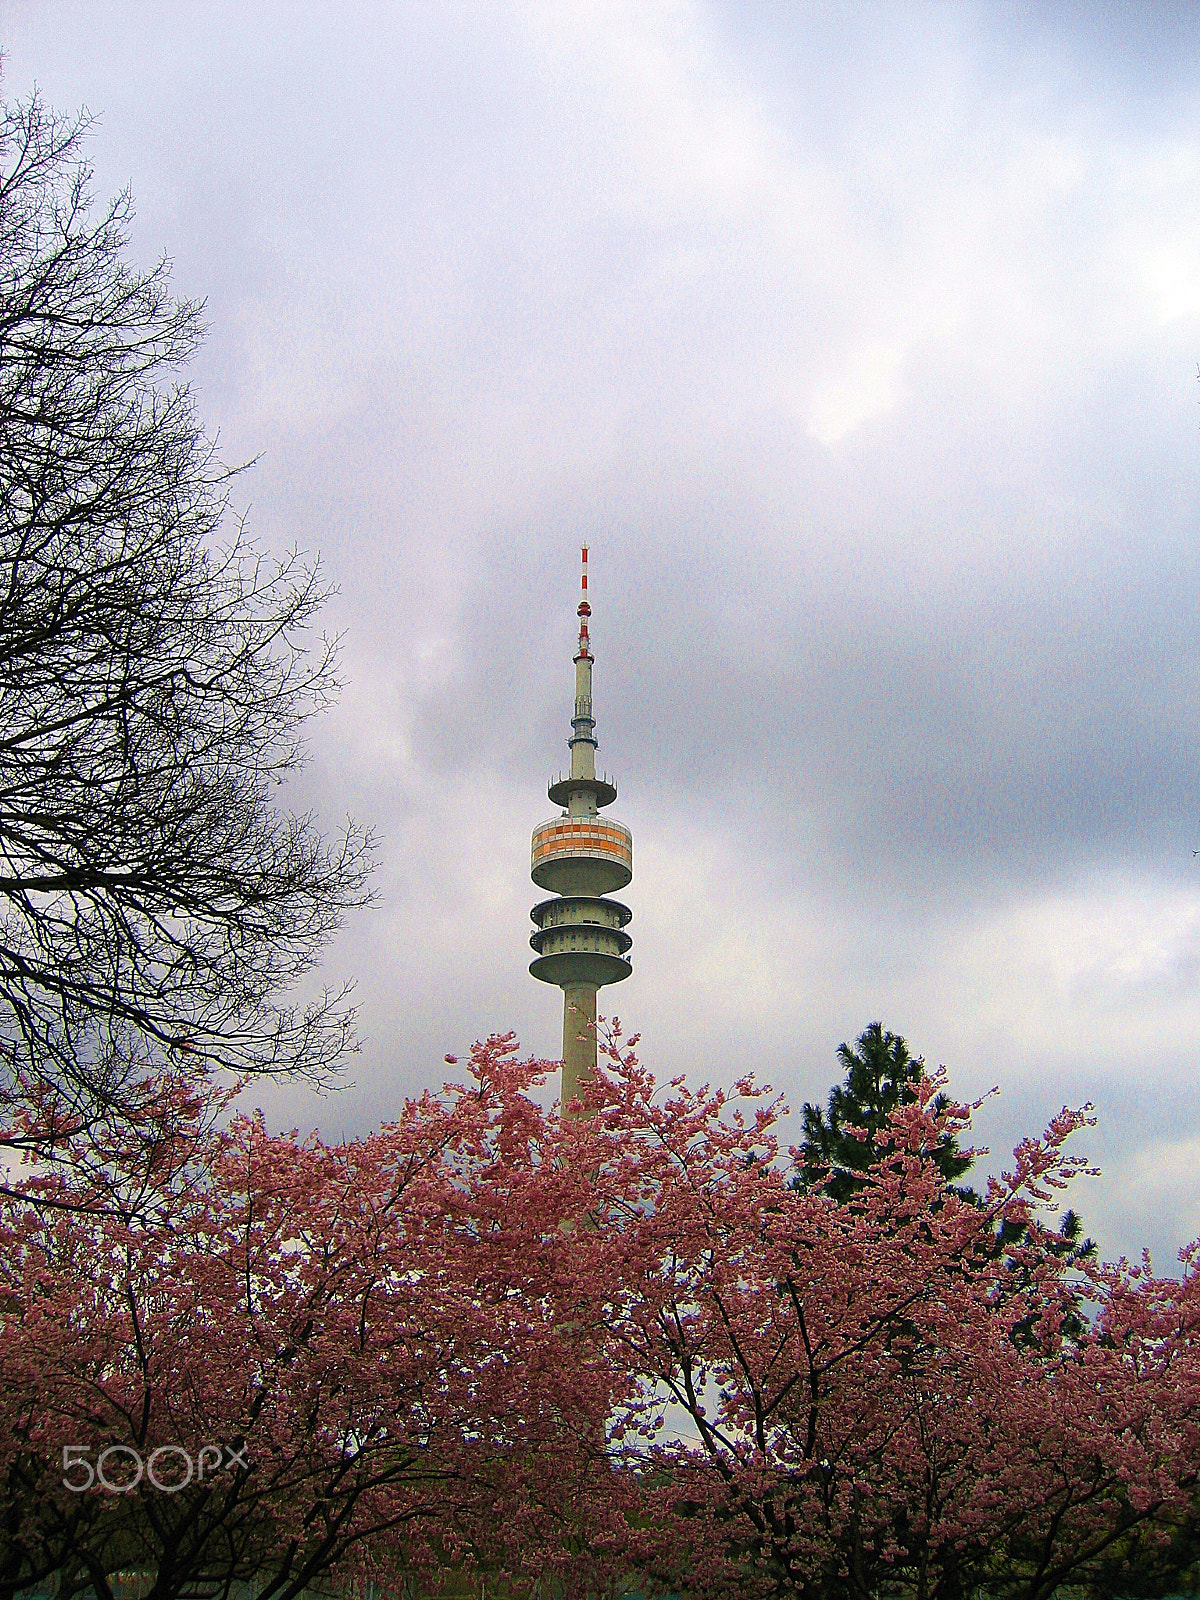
<box><xmin>530</xmin><ymin>894</ymin><xmax>632</xmax><ymax>932</ymax></box>
<box><xmin>548</xmin><ymin>774</ymin><xmax>617</xmax><ymax>808</ymax></box>
<box><xmin>529</xmin><ymin>947</ymin><xmax>633</xmax><ymax>988</ymax></box>
<box><xmin>530</xmin><ymin>816</ymin><xmax>632</xmax><ymax>895</ymax></box>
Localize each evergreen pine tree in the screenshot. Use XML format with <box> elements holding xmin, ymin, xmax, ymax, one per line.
<box><xmin>795</xmin><ymin>1021</ymin><xmax>973</xmax><ymax>1200</ymax></box>
<box><xmin>795</xmin><ymin>1023</ymin><xmax>1097</xmax><ymax>1311</ymax></box>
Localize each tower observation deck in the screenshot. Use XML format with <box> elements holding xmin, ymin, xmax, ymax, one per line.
<box><xmin>529</xmin><ymin>547</ymin><xmax>632</xmax><ymax>1113</ymax></box>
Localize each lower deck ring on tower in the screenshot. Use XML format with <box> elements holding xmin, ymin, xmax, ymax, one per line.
<box><xmin>529</xmin><ymin>949</ymin><xmax>633</xmax><ymax>988</ymax></box>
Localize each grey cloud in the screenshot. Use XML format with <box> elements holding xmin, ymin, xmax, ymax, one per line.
<box><xmin>5</xmin><ymin>0</ymin><xmax>1200</xmax><ymax>1266</ymax></box>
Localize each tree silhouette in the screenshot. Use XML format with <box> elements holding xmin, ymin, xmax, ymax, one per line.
<box><xmin>0</xmin><ymin>94</ymin><xmax>373</xmax><ymax>1149</ymax></box>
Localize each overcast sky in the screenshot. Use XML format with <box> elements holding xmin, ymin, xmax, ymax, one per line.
<box><xmin>4</xmin><ymin>0</ymin><xmax>1200</xmax><ymax>1268</ymax></box>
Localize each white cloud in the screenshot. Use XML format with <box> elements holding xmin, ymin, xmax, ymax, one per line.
<box><xmin>806</xmin><ymin>338</ymin><xmax>910</xmax><ymax>445</ymax></box>
<box><xmin>1141</xmin><ymin>244</ymin><xmax>1200</xmax><ymax>325</ymax></box>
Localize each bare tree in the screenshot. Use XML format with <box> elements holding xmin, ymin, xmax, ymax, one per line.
<box><xmin>0</xmin><ymin>92</ymin><xmax>374</xmax><ymax>1135</ymax></box>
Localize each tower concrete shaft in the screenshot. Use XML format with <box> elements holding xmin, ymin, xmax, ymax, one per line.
<box><xmin>529</xmin><ymin>547</ymin><xmax>632</xmax><ymax>1113</ymax></box>
<box><xmin>562</xmin><ymin>984</ymin><xmax>597</xmax><ymax>1115</ymax></box>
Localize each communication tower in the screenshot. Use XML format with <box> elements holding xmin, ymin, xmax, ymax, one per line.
<box><xmin>529</xmin><ymin>548</ymin><xmax>632</xmax><ymax>1112</ymax></box>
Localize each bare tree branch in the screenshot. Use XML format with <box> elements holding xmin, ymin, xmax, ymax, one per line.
<box><xmin>0</xmin><ymin>92</ymin><xmax>375</xmax><ymax>1141</ymax></box>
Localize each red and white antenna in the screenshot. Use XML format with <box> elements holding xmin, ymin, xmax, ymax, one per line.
<box><xmin>577</xmin><ymin>543</ymin><xmax>592</xmax><ymax>658</ymax></box>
